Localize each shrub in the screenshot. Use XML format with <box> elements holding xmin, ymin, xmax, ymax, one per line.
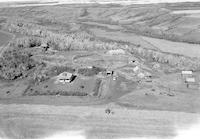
<box><xmin>78</xmin><ymin>66</ymin><xmax>105</xmax><ymax>76</ymax></box>
<box><xmin>26</xmin><ymin>90</ymin><xmax>88</xmax><ymax>96</ymax></box>
<box><xmin>0</xmin><ymin>48</ymin><xmax>36</xmax><ymax>80</ymax></box>
<box><xmin>9</xmin><ymin>37</ymin><xmax>42</xmax><ymax>48</ymax></box>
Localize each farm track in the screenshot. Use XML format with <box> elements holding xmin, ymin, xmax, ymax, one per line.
<box><xmin>0</xmin><ymin>30</ymin><xmax>14</xmax><ymax>57</ymax></box>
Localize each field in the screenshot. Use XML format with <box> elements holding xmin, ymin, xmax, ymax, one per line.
<box><xmin>117</xmin><ymin>72</ymin><xmax>200</xmax><ymax>113</ymax></box>
<box><xmin>1</xmin><ymin>103</ymin><xmax>199</xmax><ymax>139</ymax></box>
<box><xmin>25</xmin><ymin>76</ymin><xmax>100</xmax><ymax>96</ymax></box>
<box><xmin>88</xmin><ymin>28</ymin><xmax>200</xmax><ymax>57</ymax></box>
<box><xmin>142</xmin><ymin>36</ymin><xmax>200</xmax><ymax>57</ymax></box>
<box><xmin>1</xmin><ymin>2</ymin><xmax>200</xmax><ymax>139</ymax></box>
<box><xmin>0</xmin><ymin>30</ymin><xmax>13</xmax><ymax>46</ymax></box>
<box><xmin>89</xmin><ymin>28</ymin><xmax>159</xmax><ymax>50</ymax></box>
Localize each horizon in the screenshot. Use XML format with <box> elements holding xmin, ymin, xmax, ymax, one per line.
<box><xmin>1</xmin><ymin>0</ymin><xmax>200</xmax><ymax>4</ymax></box>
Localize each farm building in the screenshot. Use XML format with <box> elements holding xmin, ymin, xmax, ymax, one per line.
<box><xmin>129</xmin><ymin>60</ymin><xmax>136</xmax><ymax>64</ymax></box>
<box><xmin>106</xmin><ymin>70</ymin><xmax>114</xmax><ymax>76</ymax></box>
<box><xmin>137</xmin><ymin>73</ymin><xmax>145</xmax><ymax>78</ymax></box>
<box><xmin>128</xmin><ymin>58</ymin><xmax>138</xmax><ymax>64</ymax></box>
<box><xmin>56</xmin><ymin>72</ymin><xmax>75</xmax><ymax>83</ymax></box>
<box><xmin>107</xmin><ymin>49</ymin><xmax>126</xmax><ymax>55</ymax></box>
<box><xmin>181</xmin><ymin>70</ymin><xmax>193</xmax><ymax>77</ymax></box>
<box><xmin>41</xmin><ymin>43</ymin><xmax>49</xmax><ymax>51</ymax></box>
<box><xmin>152</xmin><ymin>63</ymin><xmax>160</xmax><ymax>69</ymax></box>
<box><xmin>185</xmin><ymin>77</ymin><xmax>195</xmax><ymax>83</ymax></box>
<box><xmin>185</xmin><ymin>77</ymin><xmax>199</xmax><ymax>89</ymax></box>
<box><xmin>133</xmin><ymin>66</ymin><xmax>139</xmax><ymax>72</ymax></box>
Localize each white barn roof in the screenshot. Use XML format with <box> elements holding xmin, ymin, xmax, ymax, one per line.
<box><xmin>58</xmin><ymin>72</ymin><xmax>73</xmax><ymax>79</ymax></box>
<box><xmin>185</xmin><ymin>77</ymin><xmax>195</xmax><ymax>83</ymax></box>
<box><xmin>182</xmin><ymin>71</ymin><xmax>193</xmax><ymax>75</ymax></box>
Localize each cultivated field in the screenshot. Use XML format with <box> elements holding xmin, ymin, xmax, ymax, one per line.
<box><xmin>0</xmin><ymin>104</ymin><xmax>199</xmax><ymax>139</ymax></box>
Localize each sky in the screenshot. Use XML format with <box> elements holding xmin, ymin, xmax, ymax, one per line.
<box><xmin>0</xmin><ymin>0</ymin><xmax>200</xmax><ymax>4</ymax></box>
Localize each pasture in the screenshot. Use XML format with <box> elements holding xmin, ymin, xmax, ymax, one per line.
<box><xmin>0</xmin><ymin>103</ymin><xmax>199</xmax><ymax>139</ymax></box>
<box><xmin>89</xmin><ymin>28</ymin><xmax>200</xmax><ymax>58</ymax></box>
<box><xmin>142</xmin><ymin>36</ymin><xmax>200</xmax><ymax>58</ymax></box>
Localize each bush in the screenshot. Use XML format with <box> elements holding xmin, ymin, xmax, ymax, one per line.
<box><xmin>0</xmin><ymin>48</ymin><xmax>36</xmax><ymax>80</ymax></box>
<box><xmin>78</xmin><ymin>66</ymin><xmax>105</xmax><ymax>76</ymax></box>
<box><xmin>9</xmin><ymin>37</ymin><xmax>42</xmax><ymax>48</ymax></box>
<box><xmin>25</xmin><ymin>90</ymin><xmax>88</xmax><ymax>96</ymax></box>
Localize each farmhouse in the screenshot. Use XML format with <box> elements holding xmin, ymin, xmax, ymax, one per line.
<box><xmin>57</xmin><ymin>72</ymin><xmax>74</xmax><ymax>83</ymax></box>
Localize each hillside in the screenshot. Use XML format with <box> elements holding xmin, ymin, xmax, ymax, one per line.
<box><xmin>1</xmin><ymin>2</ymin><xmax>200</xmax><ymax>44</ymax></box>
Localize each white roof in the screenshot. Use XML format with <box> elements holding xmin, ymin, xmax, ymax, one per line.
<box><xmin>138</xmin><ymin>73</ymin><xmax>145</xmax><ymax>78</ymax></box>
<box><xmin>182</xmin><ymin>71</ymin><xmax>193</xmax><ymax>75</ymax></box>
<box><xmin>58</xmin><ymin>72</ymin><xmax>73</xmax><ymax>79</ymax></box>
<box><xmin>133</xmin><ymin>66</ymin><xmax>139</xmax><ymax>72</ymax></box>
<box><xmin>107</xmin><ymin>49</ymin><xmax>125</xmax><ymax>55</ymax></box>
<box><xmin>185</xmin><ymin>78</ymin><xmax>195</xmax><ymax>83</ymax></box>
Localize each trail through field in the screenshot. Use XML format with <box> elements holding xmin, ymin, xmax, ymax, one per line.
<box><xmin>0</xmin><ymin>104</ymin><xmax>199</xmax><ymax>139</ymax></box>
<box><xmin>0</xmin><ymin>30</ymin><xmax>14</xmax><ymax>56</ymax></box>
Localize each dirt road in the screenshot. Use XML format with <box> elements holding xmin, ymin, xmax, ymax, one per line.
<box><xmin>0</xmin><ymin>103</ymin><xmax>199</xmax><ymax>139</ymax></box>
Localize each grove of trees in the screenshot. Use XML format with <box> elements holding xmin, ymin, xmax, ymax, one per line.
<box><xmin>0</xmin><ymin>48</ymin><xmax>36</xmax><ymax>80</ymax></box>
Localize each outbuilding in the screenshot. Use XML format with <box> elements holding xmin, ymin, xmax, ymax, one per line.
<box><xmin>185</xmin><ymin>77</ymin><xmax>198</xmax><ymax>89</ymax></box>
<box><xmin>106</xmin><ymin>70</ymin><xmax>114</xmax><ymax>76</ymax></box>
<box><xmin>133</xmin><ymin>66</ymin><xmax>139</xmax><ymax>72</ymax></box>
<box><xmin>181</xmin><ymin>70</ymin><xmax>193</xmax><ymax>77</ymax></box>
<box><xmin>137</xmin><ymin>73</ymin><xmax>145</xmax><ymax>78</ymax></box>
<box><xmin>185</xmin><ymin>77</ymin><xmax>195</xmax><ymax>83</ymax></box>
